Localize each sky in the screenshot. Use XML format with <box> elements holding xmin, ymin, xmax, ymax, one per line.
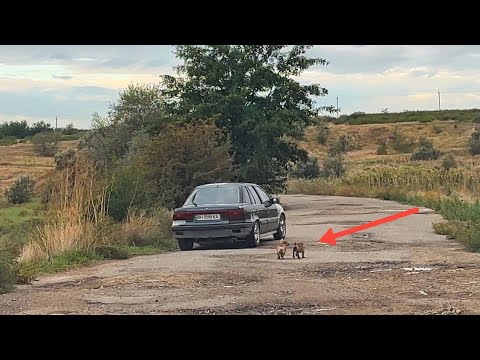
<box><xmin>1</xmin><ymin>45</ymin><xmax>479</xmax><ymax>129</ymax></box>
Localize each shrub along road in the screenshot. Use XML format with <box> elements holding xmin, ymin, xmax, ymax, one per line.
<box><xmin>1</xmin><ymin>195</ymin><xmax>479</xmax><ymax>314</ymax></box>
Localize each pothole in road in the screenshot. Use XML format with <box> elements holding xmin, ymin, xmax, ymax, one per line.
<box><xmin>196</xmin><ymin>272</ymin><xmax>265</xmax><ymax>288</ymax></box>
<box><xmin>302</xmin><ymin>261</ymin><xmax>412</xmax><ymax>278</ymax></box>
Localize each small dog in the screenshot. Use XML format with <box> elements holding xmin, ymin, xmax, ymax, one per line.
<box><xmin>277</xmin><ymin>240</ymin><xmax>289</xmax><ymax>260</ymax></box>
<box><xmin>293</xmin><ymin>242</ymin><xmax>305</xmax><ymax>259</ymax></box>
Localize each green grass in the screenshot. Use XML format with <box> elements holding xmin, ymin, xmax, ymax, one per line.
<box><xmin>57</xmin><ymin>133</ymin><xmax>83</xmax><ymax>141</ymax></box>
<box><xmin>17</xmin><ymin>239</ymin><xmax>178</xmax><ymax>282</ymax></box>
<box><xmin>0</xmin><ymin>199</ymin><xmax>43</xmax><ymax>237</ymax></box>
<box><xmin>0</xmin><ymin>137</ymin><xmax>17</xmax><ymax>146</ymax></box>
<box><xmin>323</xmin><ymin>109</ymin><xmax>480</xmax><ymax>125</ymax></box>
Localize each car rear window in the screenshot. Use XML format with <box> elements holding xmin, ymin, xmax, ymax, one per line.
<box><xmin>187</xmin><ymin>187</ymin><xmax>240</xmax><ymax>205</ymax></box>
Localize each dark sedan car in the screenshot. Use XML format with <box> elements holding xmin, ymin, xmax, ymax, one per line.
<box><xmin>171</xmin><ymin>182</ymin><xmax>287</xmax><ymax>251</ymax></box>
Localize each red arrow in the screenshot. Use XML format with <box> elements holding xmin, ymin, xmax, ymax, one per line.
<box><xmin>319</xmin><ymin>207</ymin><xmax>420</xmax><ymax>245</ymax></box>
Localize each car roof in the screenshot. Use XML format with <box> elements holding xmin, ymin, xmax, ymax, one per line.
<box><xmin>195</xmin><ymin>182</ymin><xmax>257</xmax><ymax>189</ymax></box>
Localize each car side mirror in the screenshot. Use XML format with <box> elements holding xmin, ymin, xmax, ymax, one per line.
<box><xmin>271</xmin><ymin>197</ymin><xmax>279</xmax><ymax>204</ymax></box>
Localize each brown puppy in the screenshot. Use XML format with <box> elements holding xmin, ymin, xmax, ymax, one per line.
<box><xmin>293</xmin><ymin>242</ymin><xmax>305</xmax><ymax>259</ymax></box>
<box><xmin>277</xmin><ymin>240</ymin><xmax>289</xmax><ymax>259</ymax></box>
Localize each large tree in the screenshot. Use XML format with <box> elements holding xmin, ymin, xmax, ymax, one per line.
<box><xmin>161</xmin><ymin>45</ymin><xmax>332</xmax><ymax>192</ymax></box>
<box><xmin>80</xmin><ymin>83</ymin><xmax>169</xmax><ymax>164</ymax></box>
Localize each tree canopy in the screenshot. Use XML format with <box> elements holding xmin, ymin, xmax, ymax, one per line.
<box><xmin>160</xmin><ymin>45</ymin><xmax>332</xmax><ymax>192</ymax></box>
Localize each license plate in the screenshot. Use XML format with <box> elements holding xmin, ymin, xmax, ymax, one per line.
<box><xmin>195</xmin><ymin>214</ymin><xmax>220</xmax><ymax>221</ymax></box>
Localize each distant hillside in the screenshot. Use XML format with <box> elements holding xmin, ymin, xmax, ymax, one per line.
<box><xmin>321</xmin><ymin>108</ymin><xmax>480</xmax><ymax>125</ymax></box>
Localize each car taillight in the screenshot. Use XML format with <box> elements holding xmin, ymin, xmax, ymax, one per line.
<box><xmin>228</xmin><ymin>208</ymin><xmax>246</xmax><ymax>222</ymax></box>
<box><xmin>173</xmin><ymin>211</ymin><xmax>193</xmax><ymax>221</ymax></box>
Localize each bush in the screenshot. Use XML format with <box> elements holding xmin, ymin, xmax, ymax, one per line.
<box><xmin>468</xmin><ymin>128</ymin><xmax>480</xmax><ymax>156</ymax></box>
<box><xmin>30</xmin><ymin>121</ymin><xmax>53</xmax><ymax>136</ymax></box>
<box><xmin>376</xmin><ymin>141</ymin><xmax>388</xmax><ymax>155</ymax></box>
<box><xmin>0</xmin><ymin>136</ymin><xmax>17</xmax><ymax>146</ymax></box>
<box><xmin>108</xmin><ymin>160</ymin><xmax>155</xmax><ymax>221</ymax></box>
<box><xmin>316</xmin><ymin>121</ymin><xmax>330</xmax><ymax>145</ymax></box>
<box><xmin>62</xmin><ymin>123</ymin><xmax>77</xmax><ymax>135</ymax></box>
<box><xmin>114</xmin><ymin>208</ymin><xmax>173</xmax><ymax>247</ymax></box>
<box><xmin>473</xmin><ymin>112</ymin><xmax>480</xmax><ymax>124</ymax></box>
<box><xmin>433</xmin><ymin>221</ymin><xmax>465</xmax><ymax>239</ymax></box>
<box><xmin>4</xmin><ymin>176</ymin><xmax>35</xmax><ymax>204</ymax></box>
<box><xmin>390</xmin><ymin>129</ymin><xmax>415</xmax><ymax>153</ymax></box>
<box><xmin>328</xmin><ymin>135</ymin><xmax>354</xmax><ymax>157</ymax></box>
<box><xmin>290</xmin><ymin>156</ymin><xmax>321</xmax><ymax>179</ymax></box>
<box><xmin>441</xmin><ymin>154</ymin><xmax>457</xmax><ymax>172</ymax></box>
<box><xmin>322</xmin><ymin>155</ymin><xmax>346</xmax><ymax>178</ymax></box>
<box><xmin>53</xmin><ymin>148</ymin><xmax>77</xmax><ymax>171</ymax></box>
<box><xmin>411</xmin><ymin>138</ymin><xmax>441</xmax><ymax>161</ymax></box>
<box><xmin>0</xmin><ymin>251</ymin><xmax>16</xmax><ymax>294</ymax></box>
<box><xmin>31</xmin><ymin>132</ymin><xmax>59</xmax><ymax>157</ymax></box>
<box><xmin>134</xmin><ymin>119</ymin><xmax>234</xmax><ymax>209</ymax></box>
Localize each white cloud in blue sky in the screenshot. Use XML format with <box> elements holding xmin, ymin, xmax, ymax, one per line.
<box><xmin>1</xmin><ymin>45</ymin><xmax>479</xmax><ymax>129</ymax></box>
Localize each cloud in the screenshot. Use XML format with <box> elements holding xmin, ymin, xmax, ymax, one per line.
<box><xmin>52</xmin><ymin>74</ymin><xmax>74</xmax><ymax>80</ymax></box>
<box><xmin>1</xmin><ymin>45</ymin><xmax>480</xmax><ymax>127</ymax></box>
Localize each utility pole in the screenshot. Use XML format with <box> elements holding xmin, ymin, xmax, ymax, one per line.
<box><xmin>438</xmin><ymin>89</ymin><xmax>441</xmax><ymax>111</ymax></box>
<box><xmin>336</xmin><ymin>95</ymin><xmax>339</xmax><ymax>118</ymax></box>
<box><xmin>55</xmin><ymin>116</ymin><xmax>58</xmax><ymax>130</ymax></box>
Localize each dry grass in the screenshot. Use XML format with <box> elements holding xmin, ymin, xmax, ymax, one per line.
<box><xmin>0</xmin><ymin>141</ymin><xmax>78</xmax><ymax>192</ymax></box>
<box><xmin>299</xmin><ymin>120</ymin><xmax>476</xmax><ymax>163</ymax></box>
<box><xmin>115</xmin><ymin>208</ymin><xmax>173</xmax><ymax>247</ymax></box>
<box><xmin>17</xmin><ymin>151</ymin><xmax>108</xmax><ymax>262</ymax></box>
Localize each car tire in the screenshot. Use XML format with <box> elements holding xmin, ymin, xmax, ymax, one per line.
<box><xmin>177</xmin><ymin>239</ymin><xmax>194</xmax><ymax>251</ymax></box>
<box><xmin>246</xmin><ymin>221</ymin><xmax>261</xmax><ymax>248</ymax></box>
<box><xmin>273</xmin><ymin>214</ymin><xmax>286</xmax><ymax>240</ymax></box>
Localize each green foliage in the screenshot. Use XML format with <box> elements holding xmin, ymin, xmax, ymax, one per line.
<box><xmin>53</xmin><ymin>148</ymin><xmax>77</xmax><ymax>170</ymax></box>
<box><xmin>62</xmin><ymin>123</ymin><xmax>77</xmax><ymax>135</ymax></box>
<box><xmin>109</xmin><ymin>83</ymin><xmax>166</xmax><ymax>134</ymax></box>
<box><xmin>322</xmin><ymin>155</ymin><xmax>346</xmax><ymax>178</ymax></box>
<box><xmin>0</xmin><ymin>120</ymin><xmax>29</xmax><ymax>138</ymax></box>
<box><xmin>0</xmin><ymin>251</ymin><xmax>16</xmax><ymax>294</ymax></box>
<box><xmin>411</xmin><ymin>138</ymin><xmax>441</xmax><ymax>161</ymax></box>
<box><xmin>30</xmin><ymin>121</ymin><xmax>53</xmax><ymax>135</ymax></box>
<box><xmin>433</xmin><ymin>220</ymin><xmax>465</xmax><ymax>238</ymax></box>
<box><xmin>31</xmin><ymin>132</ymin><xmax>60</xmax><ymax>157</ymax></box>
<box><xmin>468</xmin><ymin>127</ymin><xmax>480</xmax><ymax>155</ymax></box>
<box><xmin>134</xmin><ymin>120</ymin><xmax>234</xmax><ymax>209</ymax></box>
<box><xmin>441</xmin><ymin>154</ymin><xmax>457</xmax><ymax>172</ymax></box>
<box><xmin>81</xmin><ymin>84</ymin><xmax>169</xmax><ymax>164</ymax></box>
<box><xmin>108</xmin><ymin>160</ymin><xmax>155</xmax><ymax>221</ymax></box>
<box><xmin>432</xmin><ymin>125</ymin><xmax>442</xmax><ymax>134</ymax></box>
<box><xmin>376</xmin><ymin>141</ymin><xmax>388</xmax><ymax>155</ymax></box>
<box><xmin>473</xmin><ymin>112</ymin><xmax>480</xmax><ymax>124</ymax></box>
<box><xmin>390</xmin><ymin>129</ymin><xmax>416</xmax><ymax>153</ymax></box>
<box><xmin>316</xmin><ymin>120</ymin><xmax>330</xmax><ymax>145</ymax></box>
<box><xmin>332</xmin><ymin>109</ymin><xmax>479</xmax><ymax>125</ymax></box>
<box><xmin>290</xmin><ymin>155</ymin><xmax>321</xmax><ymax>179</ymax></box>
<box><xmin>4</xmin><ymin>176</ymin><xmax>35</xmax><ymax>204</ymax></box>
<box><xmin>0</xmin><ymin>136</ymin><xmax>17</xmax><ymax>146</ymax></box>
<box><xmin>328</xmin><ymin>135</ymin><xmax>355</xmax><ymax>156</ymax></box>
<box><xmin>160</xmin><ymin>45</ymin><xmax>333</xmax><ymax>193</ymax></box>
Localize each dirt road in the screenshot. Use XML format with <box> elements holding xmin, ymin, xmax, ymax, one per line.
<box><xmin>1</xmin><ymin>194</ymin><xmax>479</xmax><ymax>315</ymax></box>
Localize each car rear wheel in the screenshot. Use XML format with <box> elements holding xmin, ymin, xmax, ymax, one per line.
<box><xmin>246</xmin><ymin>221</ymin><xmax>261</xmax><ymax>248</ymax></box>
<box><xmin>273</xmin><ymin>214</ymin><xmax>286</xmax><ymax>240</ymax></box>
<box><xmin>177</xmin><ymin>239</ymin><xmax>194</xmax><ymax>251</ymax></box>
